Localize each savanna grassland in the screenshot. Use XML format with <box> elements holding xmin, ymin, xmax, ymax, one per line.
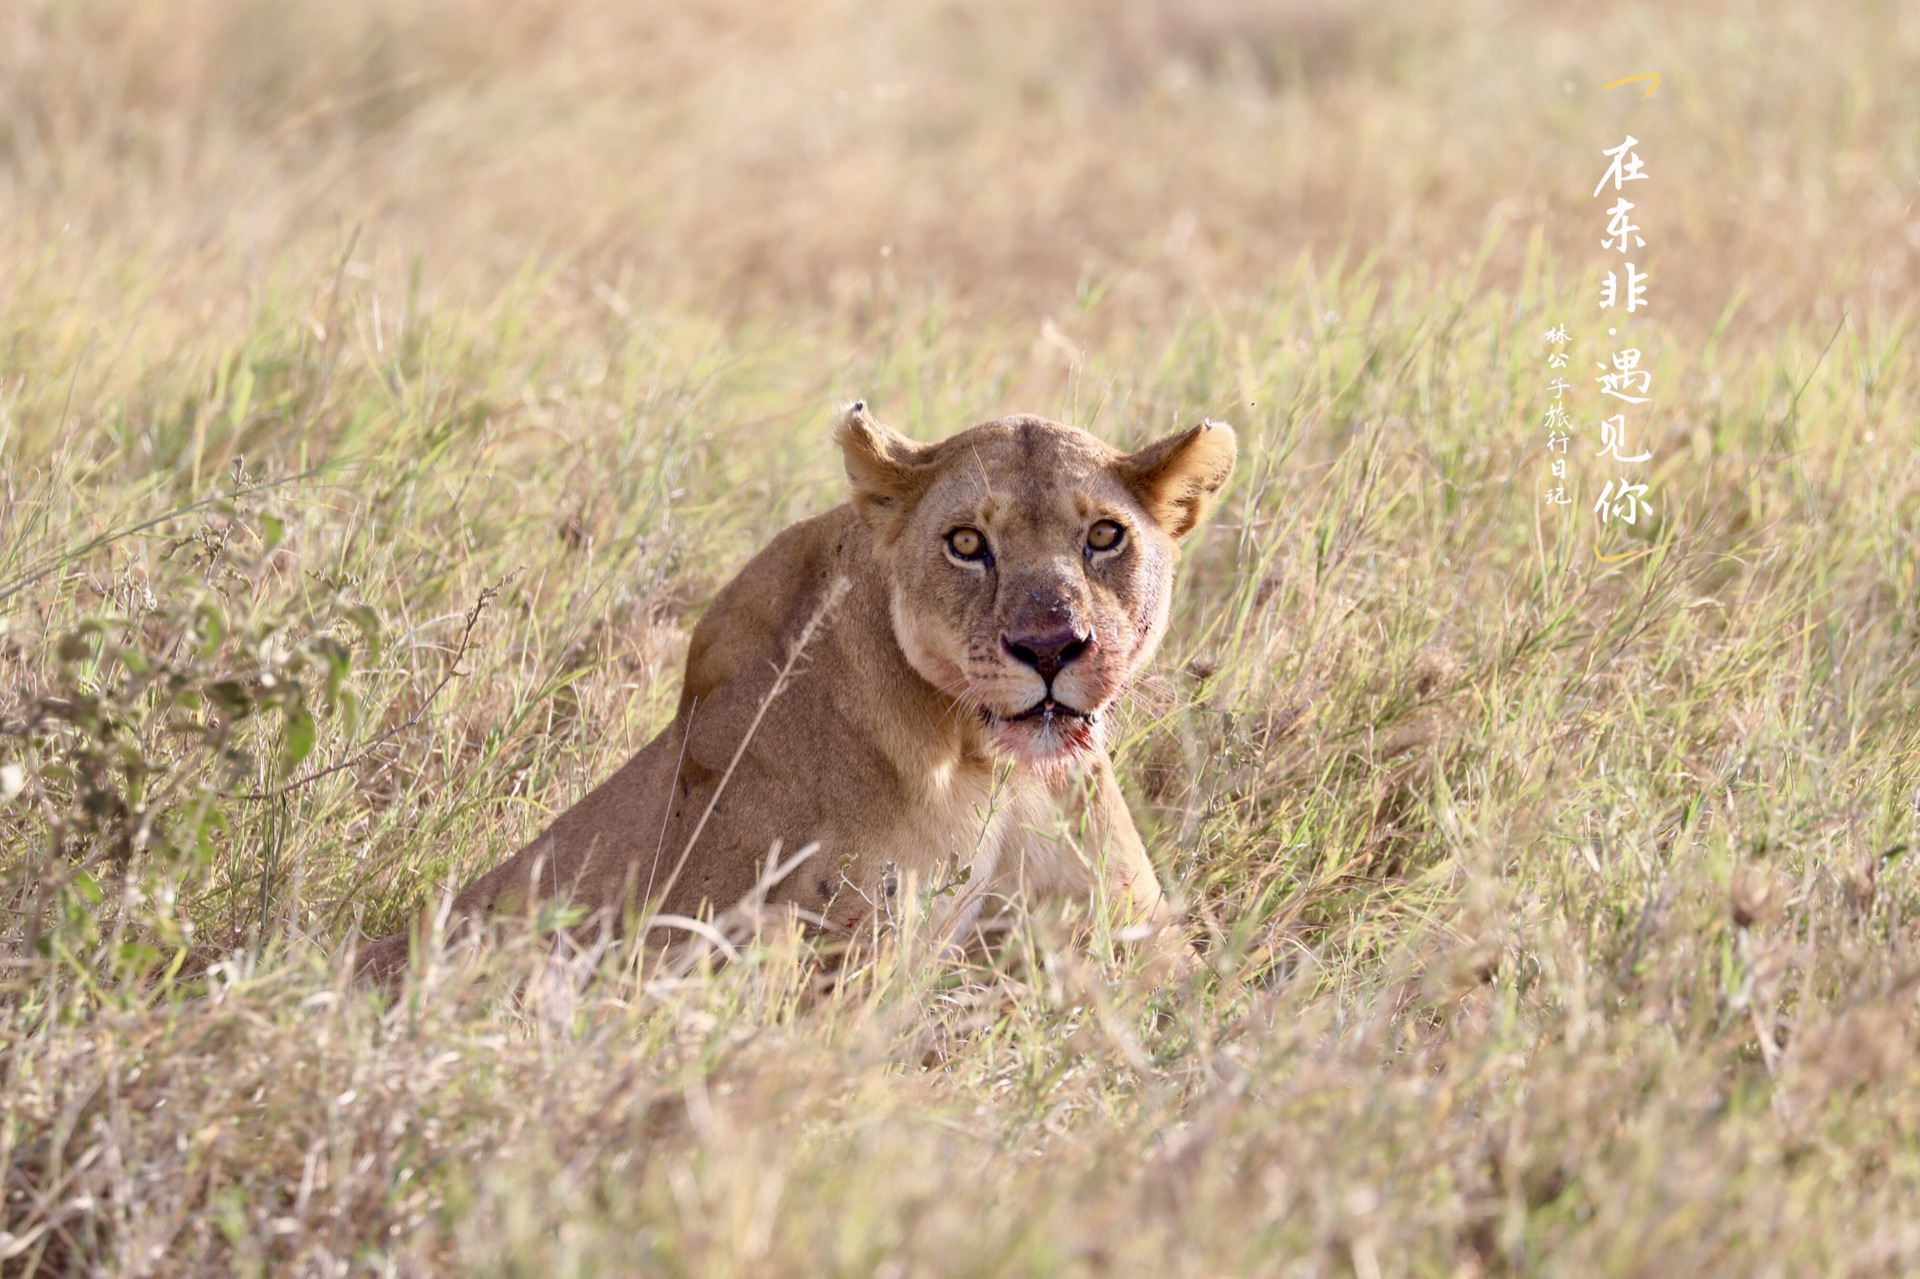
<box><xmin>5</xmin><ymin>1</ymin><xmax>1920</xmax><ymax>1274</ymax></box>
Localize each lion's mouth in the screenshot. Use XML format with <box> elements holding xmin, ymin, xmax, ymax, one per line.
<box><xmin>984</xmin><ymin>699</ymin><xmax>1099</xmax><ymax>727</ymax></box>
<box><xmin>977</xmin><ymin>699</ymin><xmax>1103</xmax><ymax>766</ymax></box>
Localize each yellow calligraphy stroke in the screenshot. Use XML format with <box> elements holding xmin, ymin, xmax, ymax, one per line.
<box><xmin>1603</xmin><ymin>73</ymin><xmax>1661</xmax><ymax>98</ymax></box>
<box><xmin>1594</xmin><ymin>545</ymin><xmax>1643</xmax><ymax>564</ymax></box>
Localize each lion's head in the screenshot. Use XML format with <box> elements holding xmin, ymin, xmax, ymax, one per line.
<box><xmin>835</xmin><ymin>405</ymin><xmax>1235</xmax><ymax>768</ymax></box>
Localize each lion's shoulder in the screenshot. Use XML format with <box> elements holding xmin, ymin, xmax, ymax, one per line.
<box><xmin>678</xmin><ymin>504</ymin><xmax>868</xmax><ymax>711</ymax></box>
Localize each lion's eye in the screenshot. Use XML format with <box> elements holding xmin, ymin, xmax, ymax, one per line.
<box><xmin>946</xmin><ymin>527</ymin><xmax>988</xmax><ymax>562</ymax></box>
<box><xmin>1087</xmin><ymin>519</ymin><xmax>1125</xmax><ymax>553</ymax></box>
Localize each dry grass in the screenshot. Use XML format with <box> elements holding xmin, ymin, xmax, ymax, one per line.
<box><xmin>5</xmin><ymin>0</ymin><xmax>1920</xmax><ymax>1274</ymax></box>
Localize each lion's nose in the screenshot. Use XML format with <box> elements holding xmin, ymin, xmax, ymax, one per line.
<box><xmin>1003</xmin><ymin>626</ymin><xmax>1094</xmax><ymax>683</ymax></box>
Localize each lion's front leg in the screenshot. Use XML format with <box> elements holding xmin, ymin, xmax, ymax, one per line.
<box><xmin>1002</xmin><ymin>754</ymin><xmax>1178</xmax><ymax>948</ymax></box>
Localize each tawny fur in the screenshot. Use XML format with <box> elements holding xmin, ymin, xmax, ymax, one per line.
<box><xmin>354</xmin><ymin>406</ymin><xmax>1235</xmax><ymax>983</ymax></box>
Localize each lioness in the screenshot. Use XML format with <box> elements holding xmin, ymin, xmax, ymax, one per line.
<box><xmin>354</xmin><ymin>405</ymin><xmax>1234</xmax><ymax>982</ymax></box>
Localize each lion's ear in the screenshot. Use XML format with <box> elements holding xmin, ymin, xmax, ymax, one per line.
<box><xmin>1117</xmin><ymin>420</ymin><xmax>1237</xmax><ymax>540</ymax></box>
<box><xmin>835</xmin><ymin>401</ymin><xmax>934</xmax><ymax>542</ymax></box>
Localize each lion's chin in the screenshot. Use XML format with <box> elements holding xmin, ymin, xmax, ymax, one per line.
<box><xmin>980</xmin><ymin>701</ymin><xmax>1102</xmax><ymax>772</ymax></box>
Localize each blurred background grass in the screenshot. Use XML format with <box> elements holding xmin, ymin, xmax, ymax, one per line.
<box><xmin>4</xmin><ymin>0</ymin><xmax>1917</xmax><ymax>348</ymax></box>
<box><xmin>4</xmin><ymin>1</ymin><xmax>1920</xmax><ymax>1274</ymax></box>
